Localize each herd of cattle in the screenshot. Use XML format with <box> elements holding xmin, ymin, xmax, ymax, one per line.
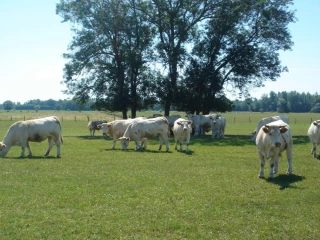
<box><xmin>0</xmin><ymin>114</ymin><xmax>320</xmax><ymax>179</ymax></box>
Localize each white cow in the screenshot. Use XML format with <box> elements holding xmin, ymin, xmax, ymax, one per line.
<box><xmin>173</xmin><ymin>118</ymin><xmax>193</xmax><ymax>152</ymax></box>
<box><xmin>97</xmin><ymin>117</ymin><xmax>147</xmax><ymax>149</ymax></box>
<box><xmin>186</xmin><ymin>113</ymin><xmax>211</xmax><ymax>136</ymax></box>
<box><xmin>165</xmin><ymin>115</ymin><xmax>181</xmax><ymax>129</ymax></box>
<box><xmin>87</xmin><ymin>120</ymin><xmax>107</xmax><ymax>136</ymax></box>
<box><xmin>256</xmin><ymin>119</ymin><xmax>293</xmax><ymax>179</ymax></box>
<box><xmin>252</xmin><ymin>115</ymin><xmax>289</xmax><ymax>142</ymax></box>
<box><xmin>0</xmin><ymin>116</ymin><xmax>63</xmax><ymax>158</ymax></box>
<box><xmin>119</xmin><ymin>117</ymin><xmax>170</xmax><ymax>151</ymax></box>
<box><xmin>210</xmin><ymin>114</ymin><xmax>226</xmax><ymax>138</ymax></box>
<box><xmin>307</xmin><ymin>120</ymin><xmax>320</xmax><ymax>158</ymax></box>
<box><xmin>165</xmin><ymin>115</ymin><xmax>181</xmax><ymax>136</ymax></box>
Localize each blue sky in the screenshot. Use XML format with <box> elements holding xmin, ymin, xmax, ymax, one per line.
<box><xmin>0</xmin><ymin>0</ymin><xmax>319</xmax><ymax>104</ymax></box>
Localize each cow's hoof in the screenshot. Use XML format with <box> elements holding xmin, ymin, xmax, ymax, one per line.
<box><xmin>56</xmin><ymin>155</ymin><xmax>61</xmax><ymax>158</ymax></box>
<box><xmin>258</xmin><ymin>175</ymin><xmax>264</xmax><ymax>179</ymax></box>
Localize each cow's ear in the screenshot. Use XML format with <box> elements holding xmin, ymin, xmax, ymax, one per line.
<box><xmin>313</xmin><ymin>121</ymin><xmax>318</xmax><ymax>126</ymax></box>
<box><xmin>262</xmin><ymin>126</ymin><xmax>269</xmax><ymax>133</ymax></box>
<box><xmin>0</xmin><ymin>143</ymin><xmax>6</xmax><ymax>149</ymax></box>
<box><xmin>188</xmin><ymin>120</ymin><xmax>193</xmax><ymax>125</ymax></box>
<box><xmin>177</xmin><ymin>121</ymin><xmax>182</xmax><ymax>125</ymax></box>
<box><xmin>97</xmin><ymin>124</ymin><xmax>101</xmax><ymax>129</ymax></box>
<box><xmin>107</xmin><ymin>124</ymin><xmax>112</xmax><ymax>128</ymax></box>
<box><xmin>280</xmin><ymin>126</ymin><xmax>288</xmax><ymax>133</ymax></box>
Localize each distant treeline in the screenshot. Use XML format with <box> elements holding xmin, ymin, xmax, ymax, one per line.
<box><xmin>1</xmin><ymin>90</ymin><xmax>320</xmax><ymax>113</ymax></box>
<box><xmin>232</xmin><ymin>91</ymin><xmax>320</xmax><ymax>113</ymax></box>
<box><xmin>0</xmin><ymin>99</ymin><xmax>93</xmax><ymax>111</ymax></box>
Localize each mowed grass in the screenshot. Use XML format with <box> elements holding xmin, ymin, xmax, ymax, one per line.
<box><xmin>0</xmin><ymin>112</ymin><xmax>320</xmax><ymax>239</ymax></box>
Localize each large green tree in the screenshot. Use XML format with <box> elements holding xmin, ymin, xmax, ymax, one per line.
<box><xmin>57</xmin><ymin>0</ymin><xmax>155</xmax><ymax>118</ymax></box>
<box><xmin>146</xmin><ymin>0</ymin><xmax>215</xmax><ymax>116</ymax></box>
<box><xmin>179</xmin><ymin>0</ymin><xmax>295</xmax><ymax>114</ymax></box>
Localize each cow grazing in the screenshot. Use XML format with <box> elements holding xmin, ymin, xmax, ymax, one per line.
<box><xmin>255</xmin><ymin>119</ymin><xmax>293</xmax><ymax>179</ymax></box>
<box><xmin>186</xmin><ymin>113</ymin><xmax>211</xmax><ymax>136</ymax></box>
<box><xmin>119</xmin><ymin>117</ymin><xmax>170</xmax><ymax>151</ymax></box>
<box><xmin>210</xmin><ymin>114</ymin><xmax>226</xmax><ymax>138</ymax></box>
<box><xmin>252</xmin><ymin>115</ymin><xmax>289</xmax><ymax>142</ymax></box>
<box><xmin>173</xmin><ymin>118</ymin><xmax>193</xmax><ymax>152</ymax></box>
<box><xmin>0</xmin><ymin>116</ymin><xmax>63</xmax><ymax>158</ymax></box>
<box><xmin>87</xmin><ymin>120</ymin><xmax>107</xmax><ymax>136</ymax></box>
<box><xmin>97</xmin><ymin>117</ymin><xmax>146</xmax><ymax>149</ymax></box>
<box><xmin>307</xmin><ymin>120</ymin><xmax>320</xmax><ymax>158</ymax></box>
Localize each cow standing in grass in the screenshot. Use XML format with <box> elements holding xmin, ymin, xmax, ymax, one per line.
<box><xmin>0</xmin><ymin>116</ymin><xmax>63</xmax><ymax>158</ymax></box>
<box><xmin>172</xmin><ymin>118</ymin><xmax>193</xmax><ymax>153</ymax></box>
<box><xmin>87</xmin><ymin>120</ymin><xmax>107</xmax><ymax>136</ymax></box>
<box><xmin>119</xmin><ymin>117</ymin><xmax>170</xmax><ymax>151</ymax></box>
<box><xmin>97</xmin><ymin>117</ymin><xmax>147</xmax><ymax>149</ymax></box>
<box><xmin>210</xmin><ymin>114</ymin><xmax>226</xmax><ymax>138</ymax></box>
<box><xmin>255</xmin><ymin>120</ymin><xmax>293</xmax><ymax>179</ymax></box>
<box><xmin>307</xmin><ymin>120</ymin><xmax>320</xmax><ymax>158</ymax></box>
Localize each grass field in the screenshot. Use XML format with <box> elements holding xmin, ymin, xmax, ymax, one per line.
<box><xmin>0</xmin><ymin>111</ymin><xmax>319</xmax><ymax>239</ymax></box>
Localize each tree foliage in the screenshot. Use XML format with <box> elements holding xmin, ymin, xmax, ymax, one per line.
<box><xmin>233</xmin><ymin>91</ymin><xmax>319</xmax><ymax>113</ymax></box>
<box><xmin>56</xmin><ymin>0</ymin><xmax>296</xmax><ymax>117</ymax></box>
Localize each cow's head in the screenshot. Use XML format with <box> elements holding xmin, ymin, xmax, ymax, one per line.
<box><xmin>97</xmin><ymin>123</ymin><xmax>111</xmax><ymax>136</ymax></box>
<box><xmin>0</xmin><ymin>142</ymin><xmax>6</xmax><ymax>150</ymax></box>
<box><xmin>312</xmin><ymin>120</ymin><xmax>320</xmax><ymax>127</ymax></box>
<box><xmin>177</xmin><ymin>120</ymin><xmax>192</xmax><ymax>131</ymax></box>
<box><xmin>262</xmin><ymin>125</ymin><xmax>288</xmax><ymax>147</ymax></box>
<box><xmin>119</xmin><ymin>137</ymin><xmax>130</xmax><ymax>150</ymax></box>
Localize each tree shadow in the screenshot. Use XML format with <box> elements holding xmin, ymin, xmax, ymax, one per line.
<box><xmin>266</xmin><ymin>174</ymin><xmax>306</xmax><ymax>190</ymax></box>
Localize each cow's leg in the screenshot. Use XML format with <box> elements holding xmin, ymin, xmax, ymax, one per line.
<box><xmin>111</xmin><ymin>136</ymin><xmax>117</xmax><ymax>149</ymax></box>
<box><xmin>286</xmin><ymin>147</ymin><xmax>293</xmax><ymax>175</ymax></box>
<box><xmin>158</xmin><ymin>136</ymin><xmax>163</xmax><ymax>151</ymax></box>
<box><xmin>140</xmin><ymin>138</ymin><xmax>147</xmax><ymax>150</ymax></box>
<box><xmin>135</xmin><ymin>140</ymin><xmax>140</xmax><ymax>151</ymax></box>
<box><xmin>174</xmin><ymin>137</ymin><xmax>178</xmax><ymax>150</ymax></box>
<box><xmin>179</xmin><ymin>137</ymin><xmax>183</xmax><ymax>151</ymax></box>
<box><xmin>268</xmin><ymin>156</ymin><xmax>279</xmax><ymax>179</ymax></box>
<box><xmin>20</xmin><ymin>137</ymin><xmax>28</xmax><ymax>157</ymax></box>
<box><xmin>311</xmin><ymin>142</ymin><xmax>317</xmax><ymax>158</ymax></box>
<box><xmin>258</xmin><ymin>152</ymin><xmax>265</xmax><ymax>178</ymax></box>
<box><xmin>45</xmin><ymin>137</ymin><xmax>55</xmax><ymax>156</ymax></box>
<box><xmin>26</xmin><ymin>141</ymin><xmax>33</xmax><ymax>157</ymax></box>
<box><xmin>160</xmin><ymin>135</ymin><xmax>169</xmax><ymax>151</ymax></box>
<box><xmin>186</xmin><ymin>136</ymin><xmax>190</xmax><ymax>153</ymax></box>
<box><xmin>92</xmin><ymin>130</ymin><xmax>95</xmax><ymax>136</ymax></box>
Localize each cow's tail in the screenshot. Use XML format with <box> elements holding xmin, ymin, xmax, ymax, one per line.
<box><xmin>60</xmin><ymin>135</ymin><xmax>64</xmax><ymax>144</ymax></box>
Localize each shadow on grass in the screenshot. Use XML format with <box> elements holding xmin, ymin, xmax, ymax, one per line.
<box><xmin>76</xmin><ymin>136</ymin><xmax>106</xmax><ymax>140</ymax></box>
<box><xmin>3</xmin><ymin>155</ymin><xmax>58</xmax><ymax>160</ymax></box>
<box><xmin>266</xmin><ymin>174</ymin><xmax>306</xmax><ymax>190</ymax></box>
<box><xmin>74</xmin><ymin>134</ymin><xmax>311</xmax><ymax>148</ymax></box>
<box><xmin>100</xmin><ymin>148</ymin><xmax>173</xmax><ymax>154</ymax></box>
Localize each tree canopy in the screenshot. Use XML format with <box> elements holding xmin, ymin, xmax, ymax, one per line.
<box><xmin>56</xmin><ymin>0</ymin><xmax>296</xmax><ymax>118</ymax></box>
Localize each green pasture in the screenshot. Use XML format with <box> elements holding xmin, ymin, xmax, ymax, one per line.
<box><xmin>0</xmin><ymin>111</ymin><xmax>320</xmax><ymax>239</ymax></box>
